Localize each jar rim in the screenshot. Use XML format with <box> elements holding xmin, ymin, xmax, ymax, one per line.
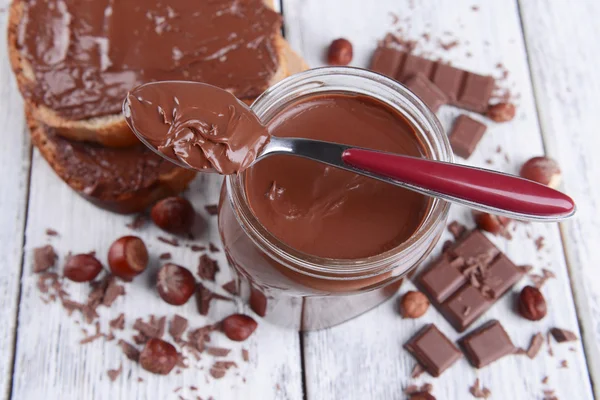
<box><xmin>226</xmin><ymin>67</ymin><xmax>453</xmax><ymax>279</ymax></box>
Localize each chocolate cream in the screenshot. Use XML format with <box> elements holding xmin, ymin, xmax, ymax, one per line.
<box><xmin>126</xmin><ymin>81</ymin><xmax>270</xmax><ymax>175</ymax></box>
<box><xmin>16</xmin><ymin>0</ymin><xmax>281</xmax><ymax>119</ymax></box>
<box><xmin>244</xmin><ymin>93</ymin><xmax>431</xmax><ymax>259</ymax></box>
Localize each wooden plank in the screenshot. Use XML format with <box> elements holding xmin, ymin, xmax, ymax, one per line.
<box><xmin>10</xmin><ymin>161</ymin><xmax>304</xmax><ymax>398</ymax></box>
<box><xmin>0</xmin><ymin>3</ymin><xmax>31</xmax><ymax>398</ymax></box>
<box><xmin>281</xmin><ymin>0</ymin><xmax>594</xmax><ymax>398</ymax></box>
<box><xmin>519</xmin><ymin>1</ymin><xmax>600</xmax><ymax>397</ymax></box>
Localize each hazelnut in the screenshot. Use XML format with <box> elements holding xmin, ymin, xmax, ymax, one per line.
<box><xmin>399</xmin><ymin>291</ymin><xmax>430</xmax><ymax>319</ymax></box>
<box><xmin>520</xmin><ymin>157</ymin><xmax>562</xmax><ymax>189</ymax></box>
<box><xmin>108</xmin><ymin>236</ymin><xmax>149</xmax><ymax>281</ymax></box>
<box><xmin>473</xmin><ymin>212</ymin><xmax>511</xmax><ymax>236</ymax></box>
<box><xmin>327</xmin><ymin>38</ymin><xmax>353</xmax><ymax>66</ymax></box>
<box><xmin>64</xmin><ymin>254</ymin><xmax>103</xmax><ymax>282</ymax></box>
<box><xmin>486</xmin><ymin>102</ymin><xmax>516</xmax><ymax>122</ymax></box>
<box><xmin>150</xmin><ymin>197</ymin><xmax>196</xmax><ymax>234</ymax></box>
<box><xmin>517</xmin><ymin>285</ymin><xmax>547</xmax><ymax>321</ymax></box>
<box><xmin>156</xmin><ymin>263</ymin><xmax>196</xmax><ymax>305</ymax></box>
<box><xmin>222</xmin><ymin>314</ymin><xmax>258</xmax><ymax>341</ymax></box>
<box><xmin>139</xmin><ymin>338</ymin><xmax>178</xmax><ymax>375</ymax></box>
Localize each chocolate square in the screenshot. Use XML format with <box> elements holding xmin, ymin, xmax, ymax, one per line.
<box><xmin>419</xmin><ymin>258</ymin><xmax>467</xmax><ymax>303</ymax></box>
<box><xmin>456</xmin><ymin>73</ymin><xmax>495</xmax><ymax>113</ymax></box>
<box><xmin>450</xmin><ymin>229</ymin><xmax>498</xmax><ymax>262</ymax></box>
<box><xmin>398</xmin><ymin>54</ymin><xmax>435</xmax><ymax>82</ymax></box>
<box><xmin>369</xmin><ymin>46</ymin><xmax>404</xmax><ymax>78</ymax></box>
<box><xmin>404</xmin><ymin>324</ymin><xmax>462</xmax><ymax>377</ymax></box>
<box><xmin>432</xmin><ymin>64</ymin><xmax>465</xmax><ymax>102</ymax></box>
<box><xmin>442</xmin><ymin>285</ymin><xmax>491</xmax><ymax>332</ymax></box>
<box><xmin>449</xmin><ymin>115</ymin><xmax>487</xmax><ymax>159</ymax></box>
<box><xmin>404</xmin><ymin>73</ymin><xmax>448</xmax><ymax>112</ymax></box>
<box><xmin>459</xmin><ymin>320</ymin><xmax>515</xmax><ymax>368</ymax></box>
<box><xmin>481</xmin><ymin>253</ymin><xmax>523</xmax><ymax>299</ymax></box>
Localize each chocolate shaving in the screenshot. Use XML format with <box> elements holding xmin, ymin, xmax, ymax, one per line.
<box><xmin>159</xmin><ymin>252</ymin><xmax>172</xmax><ymax>260</ymax></box>
<box><xmin>205</xmin><ymin>205</ymin><xmax>218</xmax><ymax>215</ymax></box>
<box><xmin>242</xmin><ymin>348</ymin><xmax>249</xmax><ymax>362</ymax></box>
<box><xmin>169</xmin><ymin>314</ymin><xmax>189</xmax><ymax>343</ymax></box>
<box><xmin>209</xmin><ymin>242</ymin><xmax>220</xmax><ymax>253</ymax></box>
<box><xmin>190</xmin><ymin>245</ymin><xmax>206</xmax><ymax>252</ymax></box>
<box><xmin>33</xmin><ymin>245</ymin><xmax>58</xmax><ymax>273</ymax></box>
<box><xmin>118</xmin><ymin>340</ymin><xmax>140</xmax><ymax>362</ymax></box>
<box><xmin>133</xmin><ymin>315</ymin><xmax>166</xmax><ymax>343</ymax></box>
<box><xmin>126</xmin><ymin>214</ymin><xmax>147</xmax><ymax>230</ymax></box>
<box><xmin>222</xmin><ymin>280</ymin><xmax>238</xmax><ymax>295</ymax></box>
<box><xmin>206</xmin><ymin>347</ymin><xmax>231</xmax><ymax>357</ymax></box>
<box><xmin>187</xmin><ymin>324</ymin><xmax>218</xmax><ymax>353</ymax></box>
<box><xmin>410</xmin><ymin>363</ymin><xmax>426</xmax><ymax>378</ymax></box>
<box><xmin>469</xmin><ymin>378</ymin><xmax>492</xmax><ymax>399</ymax></box>
<box><xmin>158</xmin><ymin>236</ymin><xmax>180</xmax><ymax>247</ymax></box>
<box><xmin>526</xmin><ymin>333</ymin><xmax>544</xmax><ymax>359</ymax></box>
<box><xmin>559</xmin><ymin>359</ymin><xmax>568</xmax><ymax>368</ymax></box>
<box><xmin>535</xmin><ymin>236</ymin><xmax>545</xmax><ymax>251</ymax></box>
<box><xmin>550</xmin><ymin>328</ymin><xmax>578</xmax><ymax>343</ymax></box>
<box><xmin>109</xmin><ymin>313</ymin><xmax>125</xmax><ymax>330</ymax></box>
<box><xmin>197</xmin><ymin>254</ymin><xmax>220</xmax><ymax>281</ymax></box>
<box><xmin>547</xmin><ymin>331</ymin><xmax>554</xmax><ymax>356</ymax></box>
<box><xmin>196</xmin><ymin>283</ymin><xmax>233</xmax><ymax>316</ymax></box>
<box><xmin>107</xmin><ymin>364</ymin><xmax>123</xmax><ymax>381</ymax></box>
<box><xmin>209</xmin><ymin>361</ymin><xmax>237</xmax><ymax>379</ymax></box>
<box><xmin>45</xmin><ymin>228</ymin><xmax>59</xmax><ymax>236</ymax></box>
<box><xmin>518</xmin><ymin>264</ymin><xmax>533</xmax><ymax>274</ymax></box>
<box><xmin>80</xmin><ymin>321</ymin><xmax>104</xmax><ymax>344</ymax></box>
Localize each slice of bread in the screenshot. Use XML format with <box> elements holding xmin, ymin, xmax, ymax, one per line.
<box><xmin>8</xmin><ymin>0</ymin><xmax>289</xmax><ymax>148</ymax></box>
<box><xmin>27</xmin><ymin>111</ymin><xmax>197</xmax><ymax>214</ymax></box>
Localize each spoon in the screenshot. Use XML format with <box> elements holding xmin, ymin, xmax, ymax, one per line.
<box><xmin>123</xmin><ymin>82</ymin><xmax>575</xmax><ymax>222</ymax></box>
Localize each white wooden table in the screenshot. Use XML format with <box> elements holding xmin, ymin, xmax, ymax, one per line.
<box><xmin>1</xmin><ymin>0</ymin><xmax>599</xmax><ymax>399</ymax></box>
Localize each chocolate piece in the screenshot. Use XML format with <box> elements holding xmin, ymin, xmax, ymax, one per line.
<box><xmin>107</xmin><ymin>364</ymin><xmax>122</xmax><ymax>382</ymax></box>
<box><xmin>127</xmin><ymin>82</ymin><xmax>270</xmax><ymax>175</ymax></box>
<box><xmin>209</xmin><ymin>243</ymin><xmax>220</xmax><ymax>253</ymax></box>
<box><xmin>410</xmin><ymin>363</ymin><xmax>426</xmax><ymax>378</ymax></box>
<box><xmin>109</xmin><ymin>313</ymin><xmax>125</xmax><ymax>331</ymax></box>
<box><xmin>448</xmin><ymin>221</ymin><xmax>466</xmax><ymax>239</ymax></box>
<box><xmin>118</xmin><ymin>340</ymin><xmax>140</xmax><ymax>362</ymax></box>
<box><xmin>209</xmin><ymin>361</ymin><xmax>237</xmax><ymax>379</ymax></box>
<box><xmin>190</xmin><ymin>245</ymin><xmax>206</xmax><ymax>252</ymax></box>
<box><xmin>246</xmin><ymin>93</ymin><xmax>429</xmax><ymax>259</ymax></box>
<box><xmin>550</xmin><ymin>328</ymin><xmax>578</xmax><ymax>343</ymax></box>
<box><xmin>168</xmin><ymin>315</ymin><xmax>188</xmax><ymax>343</ymax></box>
<box><xmin>157</xmin><ymin>236</ymin><xmax>180</xmax><ymax>247</ymax></box>
<box><xmin>206</xmin><ymin>347</ymin><xmax>231</xmax><ymax>357</ymax></box>
<box><xmin>404</xmin><ymin>73</ymin><xmax>448</xmax><ymax>112</ymax></box>
<box><xmin>404</xmin><ymin>324</ymin><xmax>462</xmax><ymax>377</ymax></box>
<box><xmin>369</xmin><ymin>46</ymin><xmax>494</xmax><ymax>113</ymax></box>
<box><xmin>469</xmin><ymin>378</ymin><xmax>492</xmax><ymax>399</ymax></box>
<box><xmin>459</xmin><ymin>320</ymin><xmax>515</xmax><ymax>368</ymax></box>
<box><xmin>222</xmin><ymin>280</ymin><xmax>239</xmax><ymax>295</ymax></box>
<box><xmin>45</xmin><ymin>228</ymin><xmax>59</xmax><ymax>236</ymax></box>
<box><xmin>526</xmin><ymin>332</ymin><xmax>544</xmax><ymax>359</ymax></box>
<box><xmin>205</xmin><ymin>205</ymin><xmax>219</xmax><ymax>216</ymax></box>
<box><xmin>242</xmin><ymin>348</ymin><xmax>250</xmax><ymax>362</ymax></box>
<box><xmin>197</xmin><ymin>254</ymin><xmax>220</xmax><ymax>281</ymax></box>
<box><xmin>417</xmin><ymin>230</ymin><xmax>522</xmax><ymax>331</ymax></box>
<box><xmin>33</xmin><ymin>245</ymin><xmax>58</xmax><ymax>273</ymax></box>
<box><xmin>18</xmin><ymin>0</ymin><xmax>282</xmax><ymax>119</ymax></box>
<box><xmin>449</xmin><ymin>115</ymin><xmax>487</xmax><ymax>159</ymax></box>
<box><xmin>159</xmin><ymin>252</ymin><xmax>172</xmax><ymax>260</ymax></box>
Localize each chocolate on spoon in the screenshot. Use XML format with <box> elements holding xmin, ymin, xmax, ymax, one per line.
<box><xmin>123</xmin><ymin>80</ymin><xmax>575</xmax><ymax>222</ymax></box>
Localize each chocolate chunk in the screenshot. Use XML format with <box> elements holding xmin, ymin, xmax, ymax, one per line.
<box><xmin>103</xmin><ymin>277</ymin><xmax>125</xmax><ymax>307</ymax></box>
<box><xmin>448</xmin><ymin>221</ymin><xmax>466</xmax><ymax>239</ymax></box>
<box><xmin>526</xmin><ymin>332</ymin><xmax>544</xmax><ymax>359</ymax></box>
<box><xmin>222</xmin><ymin>280</ymin><xmax>239</xmax><ymax>295</ymax></box>
<box><xmin>404</xmin><ymin>324</ymin><xmax>462</xmax><ymax>377</ymax></box>
<box><xmin>368</xmin><ymin>46</ymin><xmax>494</xmax><ymax>113</ymax></box>
<box><xmin>33</xmin><ymin>245</ymin><xmax>58</xmax><ymax>273</ymax></box>
<box><xmin>205</xmin><ymin>204</ymin><xmax>219</xmax><ymax>215</ymax></box>
<box><xmin>206</xmin><ymin>347</ymin><xmax>231</xmax><ymax>357</ymax></box>
<box><xmin>197</xmin><ymin>254</ymin><xmax>219</xmax><ymax>281</ymax></box>
<box><xmin>459</xmin><ymin>320</ymin><xmax>515</xmax><ymax>368</ymax></box>
<box><xmin>118</xmin><ymin>340</ymin><xmax>140</xmax><ymax>362</ymax></box>
<box><xmin>550</xmin><ymin>328</ymin><xmax>578</xmax><ymax>343</ymax></box>
<box><xmin>404</xmin><ymin>73</ymin><xmax>448</xmax><ymax>112</ymax></box>
<box><xmin>169</xmin><ymin>314</ymin><xmax>189</xmax><ymax>343</ymax></box>
<box><xmin>109</xmin><ymin>313</ymin><xmax>125</xmax><ymax>330</ymax></box>
<box><xmin>418</xmin><ymin>230</ymin><xmax>521</xmax><ymax>331</ymax></box>
<box><xmin>449</xmin><ymin>115</ymin><xmax>487</xmax><ymax>159</ymax></box>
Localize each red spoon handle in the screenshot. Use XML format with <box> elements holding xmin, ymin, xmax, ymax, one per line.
<box><xmin>342</xmin><ymin>148</ymin><xmax>575</xmax><ymax>220</ymax></box>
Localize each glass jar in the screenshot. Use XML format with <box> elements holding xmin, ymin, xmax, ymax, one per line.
<box><xmin>218</xmin><ymin>67</ymin><xmax>453</xmax><ymax>331</ymax></box>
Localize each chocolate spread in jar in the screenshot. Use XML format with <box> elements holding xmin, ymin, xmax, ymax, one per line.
<box><xmin>16</xmin><ymin>0</ymin><xmax>281</xmax><ymax>119</ymax></box>
<box><xmin>244</xmin><ymin>93</ymin><xmax>431</xmax><ymax>259</ymax></box>
<box><xmin>126</xmin><ymin>81</ymin><xmax>270</xmax><ymax>175</ymax></box>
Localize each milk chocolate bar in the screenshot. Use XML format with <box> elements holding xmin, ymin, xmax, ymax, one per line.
<box><xmin>369</xmin><ymin>46</ymin><xmax>495</xmax><ymax>113</ymax></box>
<box><xmin>417</xmin><ymin>230</ymin><xmax>523</xmax><ymax>332</ymax></box>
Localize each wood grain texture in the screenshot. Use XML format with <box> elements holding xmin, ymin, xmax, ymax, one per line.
<box><xmin>282</xmin><ymin>0</ymin><xmax>594</xmax><ymax>398</ymax></box>
<box><xmin>11</xmin><ymin>166</ymin><xmax>303</xmax><ymax>400</ymax></box>
<box><xmin>519</xmin><ymin>1</ymin><xmax>600</xmax><ymax>397</ymax></box>
<box><xmin>0</xmin><ymin>3</ymin><xmax>30</xmax><ymax>399</ymax></box>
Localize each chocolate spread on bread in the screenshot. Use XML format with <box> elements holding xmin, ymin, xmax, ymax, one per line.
<box><xmin>16</xmin><ymin>0</ymin><xmax>282</xmax><ymax>119</ymax></box>
<box><xmin>244</xmin><ymin>93</ymin><xmax>431</xmax><ymax>259</ymax></box>
<box><xmin>126</xmin><ymin>81</ymin><xmax>270</xmax><ymax>175</ymax></box>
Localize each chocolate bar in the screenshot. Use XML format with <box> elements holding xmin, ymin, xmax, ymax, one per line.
<box><xmin>459</xmin><ymin>320</ymin><xmax>516</xmax><ymax>368</ymax></box>
<box><xmin>417</xmin><ymin>230</ymin><xmax>523</xmax><ymax>332</ymax></box>
<box><xmin>404</xmin><ymin>324</ymin><xmax>462</xmax><ymax>377</ymax></box>
<box><xmin>449</xmin><ymin>115</ymin><xmax>487</xmax><ymax>159</ymax></box>
<box><xmin>404</xmin><ymin>73</ymin><xmax>448</xmax><ymax>112</ymax></box>
<box><xmin>369</xmin><ymin>46</ymin><xmax>494</xmax><ymax>113</ymax></box>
